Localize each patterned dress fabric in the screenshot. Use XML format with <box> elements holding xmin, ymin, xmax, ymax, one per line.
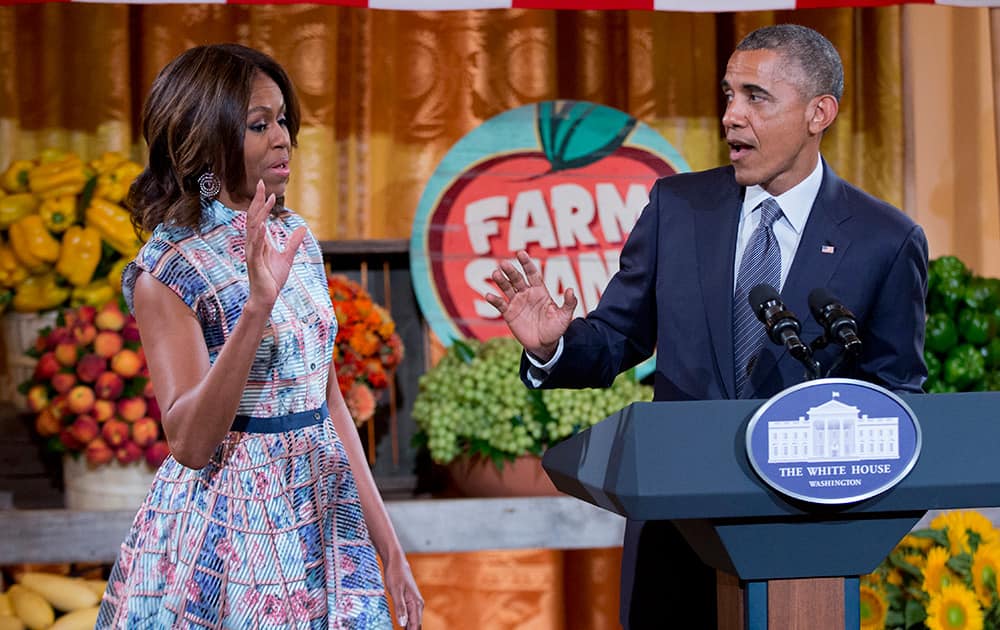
<box><xmin>96</xmin><ymin>200</ymin><xmax>392</xmax><ymax>629</ymax></box>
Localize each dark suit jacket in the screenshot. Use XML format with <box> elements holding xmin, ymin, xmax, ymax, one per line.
<box><xmin>524</xmin><ymin>163</ymin><xmax>928</xmax><ymax>625</ymax></box>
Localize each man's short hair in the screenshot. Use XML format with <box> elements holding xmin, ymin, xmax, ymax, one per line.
<box><xmin>736</xmin><ymin>24</ymin><xmax>844</xmax><ymax>102</ymax></box>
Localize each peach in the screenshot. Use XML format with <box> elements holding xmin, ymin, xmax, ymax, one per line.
<box><xmin>66</xmin><ymin>385</ymin><xmax>96</xmax><ymax>415</ymax></box>
<box><xmin>33</xmin><ymin>352</ymin><xmax>60</xmax><ymax>381</ymax></box>
<box><xmin>73</xmin><ymin>323</ymin><xmax>97</xmax><ymax>347</ymax></box>
<box><xmin>85</xmin><ymin>437</ymin><xmax>114</xmax><ymax>467</ymax></box>
<box><xmin>68</xmin><ymin>414</ymin><xmax>100</xmax><ymax>444</ymax></box>
<box><xmin>115</xmin><ymin>440</ymin><xmax>143</xmax><ymax>465</ymax></box>
<box><xmin>51</xmin><ymin>371</ymin><xmax>77</xmax><ymax>394</ymax></box>
<box><xmin>26</xmin><ymin>384</ymin><xmax>50</xmax><ymax>413</ymax></box>
<box><xmin>95</xmin><ymin>302</ymin><xmax>126</xmax><ymax>332</ymax></box>
<box><xmin>117</xmin><ymin>396</ymin><xmax>147</xmax><ymax>423</ymax></box>
<box><xmin>76</xmin><ymin>304</ymin><xmax>97</xmax><ymax>324</ymax></box>
<box><xmin>110</xmin><ymin>349</ymin><xmax>142</xmax><ymax>378</ymax></box>
<box><xmin>131</xmin><ymin>417</ymin><xmax>160</xmax><ymax>448</ymax></box>
<box><xmin>94</xmin><ymin>371</ymin><xmax>124</xmax><ymax>401</ymax></box>
<box><xmin>145</xmin><ymin>440</ymin><xmax>170</xmax><ymax>468</ymax></box>
<box><xmin>54</xmin><ymin>342</ymin><xmax>79</xmax><ymax>368</ymax></box>
<box><xmin>59</xmin><ymin>428</ymin><xmax>83</xmax><ymax>452</ymax></box>
<box><xmin>145</xmin><ymin>395</ymin><xmax>161</xmax><ymax>421</ymax></box>
<box><xmin>48</xmin><ymin>393</ymin><xmax>69</xmax><ymax>420</ymax></box>
<box><xmin>46</xmin><ymin>326</ymin><xmax>75</xmax><ymax>348</ymax></box>
<box><xmin>75</xmin><ymin>353</ymin><xmax>107</xmax><ymax>383</ymax></box>
<box><xmin>93</xmin><ymin>331</ymin><xmax>124</xmax><ymax>359</ymax></box>
<box><xmin>122</xmin><ymin>320</ymin><xmax>141</xmax><ymax>343</ymax></box>
<box><xmin>34</xmin><ymin>409</ymin><xmax>61</xmax><ymax>437</ymax></box>
<box><xmin>101</xmin><ymin>419</ymin><xmax>130</xmax><ymax>447</ymax></box>
<box><xmin>143</xmin><ymin>378</ymin><xmax>155</xmax><ymax>399</ymax></box>
<box><xmin>92</xmin><ymin>399</ymin><xmax>115</xmax><ymax>422</ymax></box>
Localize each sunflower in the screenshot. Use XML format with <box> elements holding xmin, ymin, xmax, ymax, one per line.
<box><xmin>925</xmin><ymin>584</ymin><xmax>984</xmax><ymax>630</ymax></box>
<box><xmin>923</xmin><ymin>546</ymin><xmax>957</xmax><ymax>596</ymax></box>
<box><xmin>970</xmin><ymin>543</ymin><xmax>1000</xmax><ymax>608</ymax></box>
<box><xmin>902</xmin><ymin>533</ymin><xmax>937</xmax><ymax>553</ymax></box>
<box><xmin>932</xmin><ymin>511</ymin><xmax>1000</xmax><ymax>555</ymax></box>
<box><xmin>904</xmin><ymin>551</ymin><xmax>928</xmax><ymax>573</ymax></box>
<box><xmin>859</xmin><ymin>583</ymin><xmax>888</xmax><ymax>630</ymax></box>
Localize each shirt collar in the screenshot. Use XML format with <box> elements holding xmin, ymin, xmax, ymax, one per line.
<box><xmin>741</xmin><ymin>156</ymin><xmax>824</xmax><ymax>235</ymax></box>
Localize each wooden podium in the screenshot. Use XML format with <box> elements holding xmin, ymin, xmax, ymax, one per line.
<box><xmin>542</xmin><ymin>391</ymin><xmax>1000</xmax><ymax>629</ymax></box>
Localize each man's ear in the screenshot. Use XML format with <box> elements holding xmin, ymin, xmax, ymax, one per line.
<box><xmin>808</xmin><ymin>95</ymin><xmax>839</xmax><ymax>135</ymax></box>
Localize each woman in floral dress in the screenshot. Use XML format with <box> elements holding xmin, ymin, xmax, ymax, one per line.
<box><xmin>96</xmin><ymin>44</ymin><xmax>423</xmax><ymax>629</ymax></box>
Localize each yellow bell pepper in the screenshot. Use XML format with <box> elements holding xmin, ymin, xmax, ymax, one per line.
<box><xmin>56</xmin><ymin>225</ymin><xmax>101</xmax><ymax>287</ymax></box>
<box><xmin>0</xmin><ymin>193</ymin><xmax>40</xmax><ymax>229</ymax></box>
<box><xmin>9</xmin><ymin>214</ymin><xmax>60</xmax><ymax>272</ymax></box>
<box><xmin>38</xmin><ymin>148</ymin><xmax>71</xmax><ymax>163</ymax></box>
<box><xmin>1</xmin><ymin>159</ymin><xmax>35</xmax><ymax>193</ymax></box>
<box><xmin>12</xmin><ymin>272</ymin><xmax>71</xmax><ymax>312</ymax></box>
<box><xmin>89</xmin><ymin>151</ymin><xmax>128</xmax><ymax>175</ymax></box>
<box><xmin>85</xmin><ymin>198</ymin><xmax>142</xmax><ymax>256</ymax></box>
<box><xmin>71</xmin><ymin>278</ymin><xmax>115</xmax><ymax>307</ymax></box>
<box><xmin>28</xmin><ymin>155</ymin><xmax>92</xmax><ymax>199</ymax></box>
<box><xmin>107</xmin><ymin>257</ymin><xmax>129</xmax><ymax>294</ymax></box>
<box><xmin>0</xmin><ymin>240</ymin><xmax>28</xmax><ymax>288</ymax></box>
<box><xmin>38</xmin><ymin>195</ymin><xmax>78</xmax><ymax>233</ymax></box>
<box><xmin>94</xmin><ymin>160</ymin><xmax>143</xmax><ymax>203</ymax></box>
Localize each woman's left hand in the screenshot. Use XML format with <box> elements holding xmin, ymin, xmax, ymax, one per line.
<box><xmin>385</xmin><ymin>556</ymin><xmax>424</xmax><ymax>629</ymax></box>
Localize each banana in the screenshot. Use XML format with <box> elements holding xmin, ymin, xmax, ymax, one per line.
<box><xmin>6</xmin><ymin>585</ymin><xmax>53</xmax><ymax>630</ymax></box>
<box><xmin>16</xmin><ymin>574</ymin><xmax>98</xmax><ymax>613</ymax></box>
<box><xmin>49</xmin><ymin>607</ymin><xmax>99</xmax><ymax>630</ymax></box>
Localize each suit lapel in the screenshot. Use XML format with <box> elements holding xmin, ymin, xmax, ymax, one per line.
<box><xmin>754</xmin><ymin>163</ymin><xmax>853</xmax><ymax>388</ymax></box>
<box><xmin>694</xmin><ymin>168</ymin><xmax>742</xmax><ymax>399</ymax></box>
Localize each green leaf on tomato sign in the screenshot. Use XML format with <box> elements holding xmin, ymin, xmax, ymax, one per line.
<box><xmin>537</xmin><ymin>102</ymin><xmax>638</xmax><ymax>173</ymax></box>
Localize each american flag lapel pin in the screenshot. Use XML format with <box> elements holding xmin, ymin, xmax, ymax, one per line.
<box><xmin>821</xmin><ymin>243</ymin><xmax>836</xmax><ymax>254</ymax></box>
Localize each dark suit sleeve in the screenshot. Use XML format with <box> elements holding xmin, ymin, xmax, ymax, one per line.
<box><xmin>857</xmin><ymin>223</ymin><xmax>928</xmax><ymax>393</ymax></box>
<box><xmin>521</xmin><ymin>179</ymin><xmax>663</xmax><ymax>389</ymax></box>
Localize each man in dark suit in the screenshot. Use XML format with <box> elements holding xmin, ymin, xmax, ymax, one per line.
<box><xmin>485</xmin><ymin>24</ymin><xmax>927</xmax><ymax>630</ymax></box>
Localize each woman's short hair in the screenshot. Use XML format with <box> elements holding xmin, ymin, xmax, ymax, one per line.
<box><xmin>129</xmin><ymin>44</ymin><xmax>301</xmax><ymax>231</ymax></box>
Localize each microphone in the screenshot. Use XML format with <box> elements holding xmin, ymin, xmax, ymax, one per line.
<box><xmin>809</xmin><ymin>288</ymin><xmax>863</xmax><ymax>355</ymax></box>
<box><xmin>748</xmin><ymin>283</ymin><xmax>811</xmax><ymax>362</ymax></box>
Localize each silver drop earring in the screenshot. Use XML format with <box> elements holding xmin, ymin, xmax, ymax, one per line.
<box><xmin>198</xmin><ymin>171</ymin><xmax>221</xmax><ymax>200</ymax></box>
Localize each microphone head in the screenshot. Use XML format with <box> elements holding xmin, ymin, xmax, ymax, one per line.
<box><xmin>808</xmin><ymin>287</ymin><xmax>838</xmax><ymax>318</ymax></box>
<box><xmin>748</xmin><ymin>283</ymin><xmax>780</xmax><ymax>318</ymax></box>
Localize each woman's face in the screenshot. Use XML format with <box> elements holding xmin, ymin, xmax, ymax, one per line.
<box><xmin>218</xmin><ymin>72</ymin><xmax>291</xmax><ymax>211</ymax></box>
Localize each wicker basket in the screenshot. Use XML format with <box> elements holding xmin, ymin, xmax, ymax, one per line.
<box><xmin>63</xmin><ymin>454</ymin><xmax>156</xmax><ymax>511</ymax></box>
<box><xmin>0</xmin><ymin>310</ymin><xmax>59</xmax><ymax>410</ymax></box>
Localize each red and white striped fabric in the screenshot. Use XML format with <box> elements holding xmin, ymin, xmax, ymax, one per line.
<box><xmin>28</xmin><ymin>0</ymin><xmax>1000</xmax><ymax>8</ymax></box>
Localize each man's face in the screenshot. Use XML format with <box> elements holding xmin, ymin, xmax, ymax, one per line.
<box><xmin>721</xmin><ymin>48</ymin><xmax>822</xmax><ymax>197</ymax></box>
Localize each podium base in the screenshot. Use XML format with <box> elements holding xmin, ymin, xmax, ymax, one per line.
<box><xmin>718</xmin><ymin>572</ymin><xmax>859</xmax><ymax>630</ymax></box>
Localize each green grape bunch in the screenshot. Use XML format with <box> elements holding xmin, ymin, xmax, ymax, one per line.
<box><xmin>412</xmin><ymin>336</ymin><xmax>653</xmax><ymax>467</ymax></box>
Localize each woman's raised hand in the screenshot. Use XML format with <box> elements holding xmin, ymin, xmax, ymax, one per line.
<box><xmin>485</xmin><ymin>250</ymin><xmax>576</xmax><ymax>362</ymax></box>
<box><xmin>244</xmin><ymin>179</ymin><xmax>306</xmax><ymax>309</ymax></box>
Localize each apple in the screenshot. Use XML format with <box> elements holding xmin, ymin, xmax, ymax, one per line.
<box><xmin>110</xmin><ymin>349</ymin><xmax>142</xmax><ymax>379</ymax></box>
<box><xmin>54</xmin><ymin>342</ymin><xmax>79</xmax><ymax>368</ymax></box>
<box><xmin>26</xmin><ymin>384</ymin><xmax>50</xmax><ymax>413</ymax></box>
<box><xmin>85</xmin><ymin>437</ymin><xmax>114</xmax><ymax>466</ymax></box>
<box><xmin>95</xmin><ymin>302</ymin><xmax>126</xmax><ymax>332</ymax></box>
<box><xmin>143</xmin><ymin>378</ymin><xmax>155</xmax><ymax>399</ymax></box>
<box><xmin>51</xmin><ymin>371</ymin><xmax>77</xmax><ymax>394</ymax></box>
<box><xmin>145</xmin><ymin>440</ymin><xmax>170</xmax><ymax>468</ymax></box>
<box><xmin>131</xmin><ymin>417</ymin><xmax>160</xmax><ymax>448</ymax></box>
<box><xmin>101</xmin><ymin>419</ymin><xmax>130</xmax><ymax>447</ymax></box>
<box><xmin>66</xmin><ymin>385</ymin><xmax>96</xmax><ymax>415</ymax></box>
<box><xmin>92</xmin><ymin>399</ymin><xmax>115</xmax><ymax>422</ymax></box>
<box><xmin>75</xmin><ymin>354</ymin><xmax>107</xmax><ymax>384</ymax></box>
<box><xmin>115</xmin><ymin>440</ymin><xmax>143</xmax><ymax>465</ymax></box>
<box><xmin>46</xmin><ymin>326</ymin><xmax>75</xmax><ymax>348</ymax></box>
<box><xmin>93</xmin><ymin>331</ymin><xmax>124</xmax><ymax>359</ymax></box>
<box><xmin>94</xmin><ymin>371</ymin><xmax>124</xmax><ymax>401</ymax></box>
<box><xmin>117</xmin><ymin>396</ymin><xmax>147</xmax><ymax>423</ymax></box>
<box><xmin>33</xmin><ymin>352</ymin><xmax>60</xmax><ymax>381</ymax></box>
<box><xmin>68</xmin><ymin>414</ymin><xmax>100</xmax><ymax>444</ymax></box>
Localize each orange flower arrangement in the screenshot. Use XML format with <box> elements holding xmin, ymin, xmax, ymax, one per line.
<box><xmin>328</xmin><ymin>273</ymin><xmax>404</xmax><ymax>426</ymax></box>
<box><xmin>19</xmin><ymin>298</ymin><xmax>170</xmax><ymax>470</ymax></box>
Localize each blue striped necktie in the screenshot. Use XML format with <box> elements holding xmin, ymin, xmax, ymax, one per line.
<box><xmin>733</xmin><ymin>197</ymin><xmax>783</xmax><ymax>398</ymax></box>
